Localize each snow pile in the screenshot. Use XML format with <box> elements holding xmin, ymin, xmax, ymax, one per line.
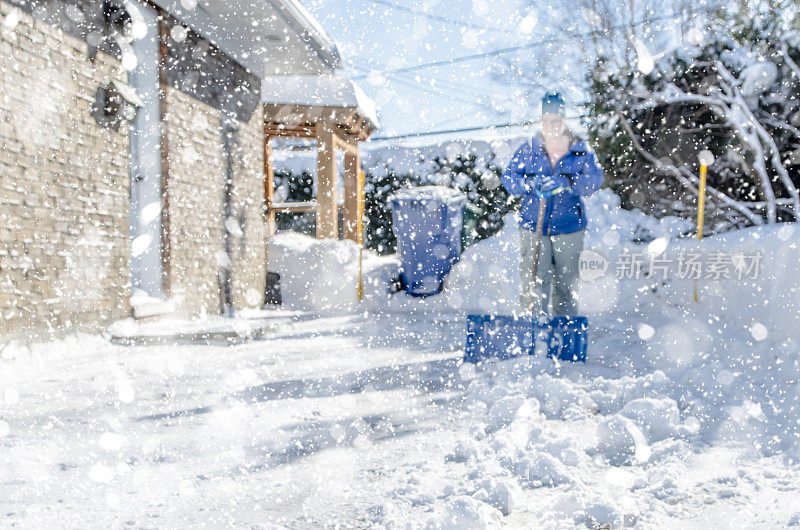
<box><xmin>595</xmin><ymin>414</ymin><xmax>651</xmax><ymax>465</ymax></box>
<box><xmin>582</xmin><ymin>188</ymin><xmax>692</xmax><ymax>248</ymax></box>
<box><xmin>440</xmin><ymin>218</ymin><xmax>522</xmax><ymax>315</ymax></box>
<box><xmin>426</xmin><ymin>210</ymin><xmax>800</xmax><ymax>522</ymax></box>
<box><xmin>376</xmin><ymin>187</ymin><xmax>691</xmax><ymax>315</ymax></box>
<box><xmin>269</xmin><ymin>187</ymin><xmax>692</xmax><ymax>316</ymax></box>
<box><xmin>659</xmin><ymin>223</ymin><xmax>800</xmax><ymax>343</ymax></box>
<box><xmin>619</xmin><ymin>397</ymin><xmax>681</xmax><ymax>443</ymax></box>
<box><xmin>424</xmin><ymin>495</ymin><xmax>503</xmax><ymax>529</ymax></box>
<box><xmin>437</xmin><ymin>317</ymin><xmax>800</xmax><ymax>522</ymax></box>
<box><xmin>267</xmin><ymin>231</ymin><xmax>399</xmax><ymax>312</ymax></box>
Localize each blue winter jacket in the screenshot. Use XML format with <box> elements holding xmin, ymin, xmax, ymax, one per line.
<box><xmin>502</xmin><ymin>136</ymin><xmax>603</xmax><ymax>235</ymax></box>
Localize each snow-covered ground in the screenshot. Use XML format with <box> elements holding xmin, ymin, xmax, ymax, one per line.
<box><xmin>2</xmin><ymin>190</ymin><xmax>800</xmax><ymax>528</ymax></box>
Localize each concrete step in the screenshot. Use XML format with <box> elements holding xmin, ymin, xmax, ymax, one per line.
<box><xmin>109</xmin><ymin>316</ymin><xmax>279</xmax><ymax>346</ymax></box>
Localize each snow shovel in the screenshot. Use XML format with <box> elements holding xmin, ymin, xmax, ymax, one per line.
<box><xmin>464</xmin><ymin>185</ymin><xmax>588</xmax><ymax>363</ymax></box>
<box><xmin>463</xmin><ymin>196</ymin><xmax>550</xmax><ymax>363</ymax></box>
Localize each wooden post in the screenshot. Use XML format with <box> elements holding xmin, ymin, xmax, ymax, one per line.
<box><xmin>157</xmin><ymin>11</ymin><xmax>172</xmax><ymax>295</ymax></box>
<box><xmin>316</xmin><ymin>123</ymin><xmax>338</xmax><ymax>239</ymax></box>
<box><xmin>696</xmin><ymin>164</ymin><xmax>708</xmax><ymax>240</ymax></box>
<box><xmin>693</xmin><ymin>150</ymin><xmax>713</xmax><ymax>303</ymax></box>
<box><xmin>342</xmin><ymin>145</ymin><xmax>360</xmax><ymax>242</ymax></box>
<box><xmin>263</xmin><ymin>132</ymin><xmax>276</xmax><ymax>238</ymax></box>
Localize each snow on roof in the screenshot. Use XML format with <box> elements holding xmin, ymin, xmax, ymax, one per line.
<box><xmin>150</xmin><ymin>0</ymin><xmax>341</xmax><ymax>77</ymax></box>
<box><xmin>261</xmin><ymin>72</ymin><xmax>380</xmax><ymax>128</ymax></box>
<box><xmin>279</xmin><ymin>0</ymin><xmax>339</xmax><ymax>58</ymax></box>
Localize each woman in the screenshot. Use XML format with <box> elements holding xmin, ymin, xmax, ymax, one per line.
<box><xmin>501</xmin><ymin>92</ymin><xmax>603</xmax><ymax>317</ymax></box>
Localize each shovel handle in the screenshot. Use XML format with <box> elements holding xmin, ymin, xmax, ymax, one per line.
<box><xmin>530</xmin><ymin>196</ymin><xmax>547</xmax><ymax>313</ymax></box>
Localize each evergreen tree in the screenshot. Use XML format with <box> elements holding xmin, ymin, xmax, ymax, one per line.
<box><xmin>363</xmin><ymin>168</ymin><xmax>418</xmax><ymax>254</ymax></box>
<box><xmin>428</xmin><ymin>152</ymin><xmax>518</xmax><ymax>242</ymax></box>
<box><xmin>273</xmin><ymin>170</ymin><xmax>315</xmax><ymax>235</ymax></box>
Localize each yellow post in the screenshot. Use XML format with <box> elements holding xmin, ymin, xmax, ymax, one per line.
<box><xmin>357</xmin><ymin>168</ymin><xmax>365</xmax><ymax>302</ymax></box>
<box><xmin>693</xmin><ymin>164</ymin><xmax>707</xmax><ymax>302</ymax></box>
<box><xmin>694</xmin><ymin>150</ymin><xmax>714</xmax><ymax>302</ymax></box>
<box><xmin>696</xmin><ymin>164</ymin><xmax>708</xmax><ymax>240</ymax></box>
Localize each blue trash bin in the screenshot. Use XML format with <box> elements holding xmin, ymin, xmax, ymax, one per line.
<box><xmin>389</xmin><ymin>187</ymin><xmax>467</xmax><ymax>296</ymax></box>
<box><xmin>547</xmin><ymin>316</ymin><xmax>589</xmax><ymax>362</ymax></box>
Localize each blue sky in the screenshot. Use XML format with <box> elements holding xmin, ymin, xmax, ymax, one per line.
<box><xmin>303</xmin><ymin>0</ymin><xmax>704</xmax><ymax>143</ymax></box>
<box><xmin>304</xmin><ymin>0</ymin><xmax>555</xmax><ymax>140</ymax></box>
<box><xmin>304</xmin><ymin>0</ymin><xmax>697</xmax><ymax>143</ymax></box>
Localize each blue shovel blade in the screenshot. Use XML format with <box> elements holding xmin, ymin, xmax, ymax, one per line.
<box><xmin>546</xmin><ymin>316</ymin><xmax>589</xmax><ymax>362</ymax></box>
<box><xmin>464</xmin><ymin>314</ymin><xmax>545</xmax><ymax>363</ymax></box>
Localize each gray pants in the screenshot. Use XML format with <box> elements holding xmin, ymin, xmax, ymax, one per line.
<box><xmin>520</xmin><ymin>228</ymin><xmax>584</xmax><ymax>316</ymax></box>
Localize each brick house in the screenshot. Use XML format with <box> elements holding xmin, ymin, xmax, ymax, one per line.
<box><xmin>0</xmin><ymin>0</ymin><xmax>342</xmax><ymax>341</ymax></box>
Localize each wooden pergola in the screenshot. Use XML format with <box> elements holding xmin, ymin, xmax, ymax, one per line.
<box><xmin>262</xmin><ymin>103</ymin><xmax>377</xmax><ymax>241</ymax></box>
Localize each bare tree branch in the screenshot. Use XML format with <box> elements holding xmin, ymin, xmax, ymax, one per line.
<box><xmin>614</xmin><ymin>106</ymin><xmax>764</xmax><ymax>225</ymax></box>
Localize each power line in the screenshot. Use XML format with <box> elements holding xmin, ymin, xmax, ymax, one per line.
<box><xmin>383</xmin><ymin>73</ymin><xmax>503</xmax><ymax>114</ymax></box>
<box><xmin>371</xmin><ymin>121</ymin><xmax>536</xmax><ymax>141</ymax></box>
<box><xmin>352</xmin><ymin>63</ymin><xmax>504</xmax><ymax>106</ymax></box>
<box><xmin>425</xmin><ymin>109</ymin><xmax>488</xmax><ymax>131</ymax></box>
<box><xmin>370</xmin><ymin>115</ymin><xmax>590</xmax><ymax>141</ymax></box>
<box><xmin>350</xmin><ymin>63</ymin><xmax>506</xmax><ymax>114</ymax></box>
<box><xmin>393</xmin><ymin>68</ymin><xmax>514</xmax><ymax>102</ymax></box>
<box><xmin>351</xmin><ymin>11</ymin><xmax>697</xmax><ymax>80</ymax></box>
<box><xmin>366</xmin><ymin>0</ymin><xmax>516</xmax><ymax>35</ymax></box>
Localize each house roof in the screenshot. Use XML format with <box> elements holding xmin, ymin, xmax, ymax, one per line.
<box><xmin>150</xmin><ymin>0</ymin><xmax>342</xmax><ymax>77</ymax></box>
<box><xmin>261</xmin><ymin>72</ymin><xmax>380</xmax><ymax>130</ymax></box>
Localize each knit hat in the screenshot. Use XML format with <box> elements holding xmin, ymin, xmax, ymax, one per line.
<box><xmin>542</xmin><ymin>92</ymin><xmax>565</xmax><ymax>116</ymax></box>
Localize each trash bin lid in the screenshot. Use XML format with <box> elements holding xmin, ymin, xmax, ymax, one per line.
<box><xmin>389</xmin><ymin>186</ymin><xmax>466</xmax><ymax>205</ymax></box>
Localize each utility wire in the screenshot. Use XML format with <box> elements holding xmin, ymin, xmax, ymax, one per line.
<box><xmin>383</xmin><ymin>72</ymin><xmax>503</xmax><ymax>114</ymax></box>
<box><xmin>366</xmin><ymin>0</ymin><xmax>516</xmax><ymax>34</ymax></box>
<box><xmin>351</xmin><ymin>62</ymin><xmax>504</xmax><ymax>105</ymax></box>
<box><xmin>352</xmin><ymin>11</ymin><xmax>699</xmax><ymax>80</ymax></box>
<box><xmin>394</xmin><ymin>68</ymin><xmax>510</xmax><ymax>102</ymax></box>
<box><xmin>425</xmin><ymin>109</ymin><xmax>489</xmax><ymax>131</ymax></box>
<box><xmin>370</xmin><ymin>114</ymin><xmax>591</xmax><ymax>141</ymax></box>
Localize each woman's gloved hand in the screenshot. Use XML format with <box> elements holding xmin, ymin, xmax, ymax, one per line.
<box><xmin>523</xmin><ymin>174</ymin><xmax>569</xmax><ymax>197</ymax></box>
<box><xmin>536</xmin><ymin>175</ymin><xmax>568</xmax><ymax>198</ymax></box>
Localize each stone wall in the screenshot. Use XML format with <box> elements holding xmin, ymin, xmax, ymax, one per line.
<box><xmin>0</xmin><ymin>0</ymin><xmax>269</xmax><ymax>339</ymax></box>
<box><xmin>162</xmin><ymin>87</ymin><xmax>225</xmax><ymax>317</ymax></box>
<box><xmin>0</xmin><ymin>1</ymin><xmax>130</xmax><ymax>340</ymax></box>
<box><xmin>230</xmin><ymin>105</ymin><xmax>266</xmax><ymax>310</ymax></box>
<box><xmin>163</xmin><ymin>89</ymin><xmax>265</xmax><ymax>316</ymax></box>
